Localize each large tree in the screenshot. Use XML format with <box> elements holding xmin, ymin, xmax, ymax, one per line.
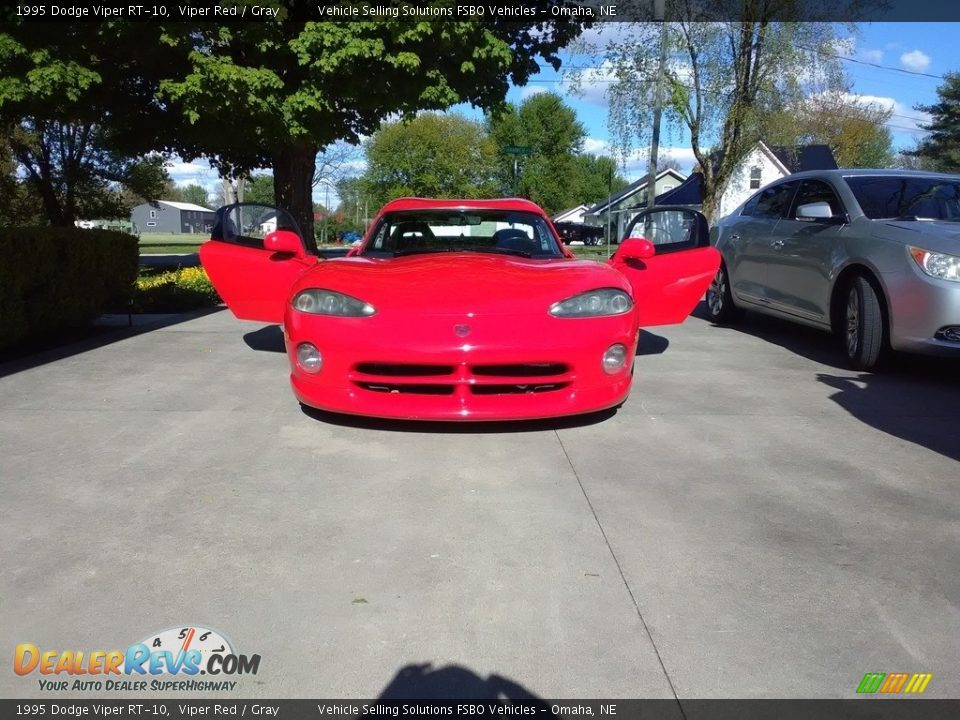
<box><xmin>362</xmin><ymin>113</ymin><xmax>499</xmax><ymax>206</ymax></box>
<box><xmin>765</xmin><ymin>93</ymin><xmax>895</xmax><ymax>168</ymax></box>
<box><xmin>1</xmin><ymin>13</ymin><xmax>583</xmax><ymax>236</ymax></box>
<box><xmin>910</xmin><ymin>72</ymin><xmax>960</xmax><ymax>172</ymax></box>
<box><xmin>579</xmin><ymin>4</ymin><xmax>850</xmax><ymax>220</ymax></box>
<box><xmin>156</xmin><ymin>16</ymin><xmax>583</xmax><ymax>237</ymax></box>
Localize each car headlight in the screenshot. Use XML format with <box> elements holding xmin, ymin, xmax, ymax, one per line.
<box><xmin>292</xmin><ymin>289</ymin><xmax>376</xmax><ymax>316</ymax></box>
<box><xmin>909</xmin><ymin>246</ymin><xmax>960</xmax><ymax>282</ymax></box>
<box><xmin>549</xmin><ymin>288</ymin><xmax>633</xmax><ymax>317</ymax></box>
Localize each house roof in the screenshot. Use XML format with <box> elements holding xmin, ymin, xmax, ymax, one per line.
<box><xmin>655</xmin><ymin>173</ymin><xmax>704</xmax><ymax>205</ymax></box>
<box><xmin>768</xmin><ymin>144</ymin><xmax>838</xmax><ymax>173</ymax></box>
<box><xmin>586</xmin><ymin>168</ymin><xmax>687</xmax><ymax>215</ymax></box>
<box><xmin>552</xmin><ymin>204</ymin><xmax>589</xmax><ymax>221</ymax></box>
<box><xmin>157</xmin><ymin>200</ymin><xmax>215</xmax><ymax>212</ymax></box>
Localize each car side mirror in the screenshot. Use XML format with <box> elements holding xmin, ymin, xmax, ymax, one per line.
<box><xmin>796</xmin><ymin>202</ymin><xmax>838</xmax><ymax>222</ymax></box>
<box><xmin>618</xmin><ymin>237</ymin><xmax>656</xmax><ymax>260</ymax></box>
<box><xmin>263</xmin><ymin>229</ymin><xmax>305</xmax><ymax>257</ymax></box>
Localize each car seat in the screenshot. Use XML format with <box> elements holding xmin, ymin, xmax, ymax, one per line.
<box><xmin>493</xmin><ymin>228</ymin><xmax>538</xmax><ymax>256</ymax></box>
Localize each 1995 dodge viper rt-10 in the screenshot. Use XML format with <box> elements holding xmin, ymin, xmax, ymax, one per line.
<box><xmin>200</xmin><ymin>198</ymin><xmax>720</xmax><ymax>420</ymax></box>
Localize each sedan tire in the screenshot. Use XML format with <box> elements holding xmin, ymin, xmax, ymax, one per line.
<box><xmin>706</xmin><ymin>263</ymin><xmax>742</xmax><ymax>324</ymax></box>
<box><xmin>844</xmin><ymin>275</ymin><xmax>885</xmax><ymax>371</ymax></box>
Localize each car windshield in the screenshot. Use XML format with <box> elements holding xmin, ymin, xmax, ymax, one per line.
<box><xmin>360</xmin><ymin>210</ymin><xmax>563</xmax><ymax>258</ymax></box>
<box><xmin>845</xmin><ymin>175</ymin><xmax>960</xmax><ymax>221</ymax></box>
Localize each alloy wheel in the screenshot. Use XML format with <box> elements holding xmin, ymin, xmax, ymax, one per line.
<box><xmin>846</xmin><ymin>287</ymin><xmax>860</xmax><ymax>357</ymax></box>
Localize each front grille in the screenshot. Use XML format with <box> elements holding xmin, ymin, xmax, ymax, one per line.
<box><xmin>355</xmin><ymin>363</ymin><xmax>454</xmax><ymax>376</ymax></box>
<box><xmin>470</xmin><ymin>383</ymin><xmax>569</xmax><ymax>395</ymax></box>
<box><xmin>356</xmin><ymin>382</ymin><xmax>455</xmax><ymax>395</ymax></box>
<box><xmin>471</xmin><ymin>363</ymin><xmax>568</xmax><ymax>377</ymax></box>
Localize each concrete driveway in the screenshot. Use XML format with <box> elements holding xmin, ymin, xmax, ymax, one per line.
<box><xmin>1</xmin><ymin>307</ymin><xmax>957</xmax><ymax>702</ymax></box>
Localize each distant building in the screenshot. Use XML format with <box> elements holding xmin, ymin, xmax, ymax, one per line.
<box><xmin>130</xmin><ymin>200</ymin><xmax>216</xmax><ymax>234</ymax></box>
<box><xmin>656</xmin><ymin>142</ymin><xmax>838</xmax><ymax>218</ymax></box>
<box><xmin>552</xmin><ymin>205</ymin><xmax>590</xmax><ymax>225</ymax></box>
<box><xmin>584</xmin><ymin>168</ymin><xmax>687</xmax><ymax>240</ymax></box>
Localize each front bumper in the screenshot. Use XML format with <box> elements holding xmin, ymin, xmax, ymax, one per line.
<box><xmin>284</xmin><ymin>310</ymin><xmax>637</xmax><ymax>421</ymax></box>
<box><xmin>883</xmin><ymin>268</ymin><xmax>960</xmax><ymax>356</ymax></box>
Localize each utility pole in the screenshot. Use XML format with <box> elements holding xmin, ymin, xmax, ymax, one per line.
<box><xmin>646</xmin><ymin>0</ymin><xmax>668</xmax><ymax>209</ymax></box>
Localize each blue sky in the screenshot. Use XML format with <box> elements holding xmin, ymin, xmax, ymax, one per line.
<box><xmin>166</xmin><ymin>22</ymin><xmax>958</xmax><ymax>204</ymax></box>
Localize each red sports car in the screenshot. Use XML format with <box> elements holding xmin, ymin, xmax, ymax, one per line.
<box><xmin>200</xmin><ymin>198</ymin><xmax>719</xmax><ymax>420</ymax></box>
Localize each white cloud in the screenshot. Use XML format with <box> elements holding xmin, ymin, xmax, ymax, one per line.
<box><xmin>561</xmin><ymin>59</ymin><xmax>619</xmax><ymax>105</ymax></box>
<box><xmin>520</xmin><ymin>85</ymin><xmax>549</xmax><ymax>99</ymax></box>
<box><xmin>900</xmin><ymin>50</ymin><xmax>931</xmax><ymax>72</ymax></box>
<box><xmin>838</xmin><ymin>93</ymin><xmax>931</xmax><ymax>134</ymax></box>
<box><xmin>582</xmin><ymin>137</ymin><xmax>610</xmax><ymax>155</ymax></box>
<box><xmin>860</xmin><ymin>49</ymin><xmax>884</xmax><ymax>63</ymax></box>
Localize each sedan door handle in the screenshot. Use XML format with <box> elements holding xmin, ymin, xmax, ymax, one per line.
<box><xmin>771</xmin><ymin>239</ymin><xmax>784</xmax><ymax>249</ymax></box>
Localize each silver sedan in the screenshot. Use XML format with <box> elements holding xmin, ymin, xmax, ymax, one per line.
<box><xmin>707</xmin><ymin>169</ymin><xmax>960</xmax><ymax>369</ymax></box>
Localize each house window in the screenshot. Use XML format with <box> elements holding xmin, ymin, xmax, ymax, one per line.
<box><xmin>149</xmin><ymin>209</ymin><xmax>157</xmax><ymax>219</ymax></box>
<box><xmin>146</xmin><ymin>222</ymin><xmax>157</xmax><ymax>227</ymax></box>
<box><xmin>750</xmin><ymin>167</ymin><xmax>762</xmax><ymax>189</ymax></box>
<box><xmin>663</xmin><ymin>185</ymin><xmax>674</xmax><ymax>192</ymax></box>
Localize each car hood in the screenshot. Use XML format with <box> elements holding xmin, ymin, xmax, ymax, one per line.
<box><xmin>292</xmin><ymin>253</ymin><xmax>629</xmax><ymax>316</ymax></box>
<box><xmin>875</xmin><ymin>220</ymin><xmax>960</xmax><ymax>254</ymax></box>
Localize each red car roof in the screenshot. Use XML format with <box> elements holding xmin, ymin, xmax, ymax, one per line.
<box><xmin>380</xmin><ymin>197</ymin><xmax>548</xmax><ymax>215</ymax></box>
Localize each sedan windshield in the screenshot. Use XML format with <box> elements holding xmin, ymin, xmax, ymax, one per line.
<box><xmin>360</xmin><ymin>210</ymin><xmax>563</xmax><ymax>258</ymax></box>
<box><xmin>845</xmin><ymin>175</ymin><xmax>960</xmax><ymax>221</ymax></box>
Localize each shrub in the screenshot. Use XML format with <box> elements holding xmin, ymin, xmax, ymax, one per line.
<box><xmin>0</xmin><ymin>227</ymin><xmax>138</xmax><ymax>350</ymax></box>
<box><xmin>132</xmin><ymin>266</ymin><xmax>221</xmax><ymax>313</ymax></box>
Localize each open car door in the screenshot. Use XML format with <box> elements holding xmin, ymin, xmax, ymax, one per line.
<box><xmin>610</xmin><ymin>207</ymin><xmax>720</xmax><ymax>326</ymax></box>
<box><xmin>199</xmin><ymin>203</ymin><xmax>317</xmax><ymax>324</ymax></box>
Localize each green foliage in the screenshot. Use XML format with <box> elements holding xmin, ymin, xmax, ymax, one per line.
<box><xmin>179</xmin><ymin>184</ymin><xmax>211</xmax><ymax>208</ymax></box>
<box><xmin>911</xmin><ymin>72</ymin><xmax>960</xmax><ymax>172</ymax></box>
<box><xmin>362</xmin><ymin>113</ymin><xmax>500</xmax><ymax>206</ymax></box>
<box><xmin>765</xmin><ymin>94</ymin><xmax>894</xmax><ymax>168</ymax></box>
<box><xmin>242</xmin><ymin>174</ymin><xmax>275</xmax><ymax>206</ymax></box>
<box><xmin>487</xmin><ymin>92</ymin><xmax>627</xmax><ymax>214</ymax></box>
<box><xmin>133</xmin><ymin>266</ymin><xmax>220</xmax><ymax>313</ymax></box>
<box><xmin>1</xmin><ymin>17</ymin><xmax>583</xmax><ymax>232</ymax></box>
<box><xmin>0</xmin><ymin>227</ymin><xmax>138</xmax><ymax>349</ymax></box>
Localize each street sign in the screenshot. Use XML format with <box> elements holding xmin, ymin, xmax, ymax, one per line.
<box><xmin>502</xmin><ymin>145</ymin><xmax>532</xmax><ymax>155</ymax></box>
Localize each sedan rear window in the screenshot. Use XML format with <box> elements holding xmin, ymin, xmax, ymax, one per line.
<box><xmin>845</xmin><ymin>176</ymin><xmax>960</xmax><ymax>221</ymax></box>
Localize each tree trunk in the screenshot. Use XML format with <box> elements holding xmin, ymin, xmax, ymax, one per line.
<box><xmin>272</xmin><ymin>139</ymin><xmax>318</xmax><ymax>245</ymax></box>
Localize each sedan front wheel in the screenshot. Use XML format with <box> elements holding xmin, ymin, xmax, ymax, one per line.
<box><xmin>844</xmin><ymin>275</ymin><xmax>885</xmax><ymax>371</ymax></box>
<box><xmin>706</xmin><ymin>263</ymin><xmax>741</xmax><ymax>324</ymax></box>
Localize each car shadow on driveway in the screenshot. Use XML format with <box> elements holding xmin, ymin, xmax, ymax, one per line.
<box><xmin>816</xmin><ymin>371</ymin><xmax>960</xmax><ymax>461</ymax></box>
<box><xmin>376</xmin><ymin>662</ymin><xmax>552</xmax><ymax>702</ymax></box>
<box><xmin>0</xmin><ymin>307</ymin><xmax>224</xmax><ymax>380</ymax></box>
<box><xmin>689</xmin><ymin>302</ymin><xmax>960</xmax><ymax>461</ymax></box>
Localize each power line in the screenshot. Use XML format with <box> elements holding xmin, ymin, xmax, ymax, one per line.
<box><xmin>524</xmin><ymin>76</ymin><xmax>928</xmax><ymax>135</ymax></box>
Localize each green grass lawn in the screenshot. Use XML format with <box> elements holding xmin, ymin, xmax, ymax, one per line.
<box><xmin>138</xmin><ymin>232</ymin><xmax>206</xmax><ymax>254</ymax></box>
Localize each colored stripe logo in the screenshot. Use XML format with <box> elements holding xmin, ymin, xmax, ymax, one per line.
<box><xmin>857</xmin><ymin>672</ymin><xmax>932</xmax><ymax>694</ymax></box>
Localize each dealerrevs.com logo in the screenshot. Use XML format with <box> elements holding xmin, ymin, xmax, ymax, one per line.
<box><xmin>14</xmin><ymin>626</ymin><xmax>261</xmax><ymax>692</ymax></box>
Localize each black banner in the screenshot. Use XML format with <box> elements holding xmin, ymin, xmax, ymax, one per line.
<box><xmin>6</xmin><ymin>0</ymin><xmax>960</xmax><ymax>24</ymax></box>
<box><xmin>2</xmin><ymin>700</ymin><xmax>960</xmax><ymax>720</ymax></box>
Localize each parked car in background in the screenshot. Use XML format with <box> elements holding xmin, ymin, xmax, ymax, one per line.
<box><xmin>707</xmin><ymin>170</ymin><xmax>960</xmax><ymax>369</ymax></box>
<box><xmin>200</xmin><ymin>199</ymin><xmax>719</xmax><ymax>420</ymax></box>
<box><xmin>554</xmin><ymin>221</ymin><xmax>606</xmax><ymax>246</ymax></box>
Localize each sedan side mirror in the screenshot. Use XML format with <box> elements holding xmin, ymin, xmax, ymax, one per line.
<box><xmin>264</xmin><ymin>229</ymin><xmax>305</xmax><ymax>257</ymax></box>
<box><xmin>797</xmin><ymin>201</ymin><xmax>840</xmax><ymax>223</ymax></box>
<box><xmin>618</xmin><ymin>237</ymin><xmax>656</xmax><ymax>260</ymax></box>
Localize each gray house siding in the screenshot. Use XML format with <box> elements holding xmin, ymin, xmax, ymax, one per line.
<box><xmin>131</xmin><ymin>203</ymin><xmax>216</xmax><ymax>234</ymax></box>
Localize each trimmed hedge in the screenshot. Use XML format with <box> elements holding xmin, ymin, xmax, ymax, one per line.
<box><xmin>133</xmin><ymin>267</ymin><xmax>221</xmax><ymax>313</ymax></box>
<box><xmin>0</xmin><ymin>227</ymin><xmax>138</xmax><ymax>350</ymax></box>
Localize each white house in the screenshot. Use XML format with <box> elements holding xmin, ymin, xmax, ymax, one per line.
<box><xmin>552</xmin><ymin>205</ymin><xmax>590</xmax><ymax>224</ymax></box>
<box><xmin>656</xmin><ymin>143</ymin><xmax>838</xmax><ymax>219</ymax></box>
<box><xmin>584</xmin><ymin>168</ymin><xmax>687</xmax><ymax>240</ymax></box>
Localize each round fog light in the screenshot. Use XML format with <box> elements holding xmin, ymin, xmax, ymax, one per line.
<box><xmin>296</xmin><ymin>343</ymin><xmax>323</xmax><ymax>373</ymax></box>
<box><xmin>602</xmin><ymin>343</ymin><xmax>628</xmax><ymax>374</ymax></box>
